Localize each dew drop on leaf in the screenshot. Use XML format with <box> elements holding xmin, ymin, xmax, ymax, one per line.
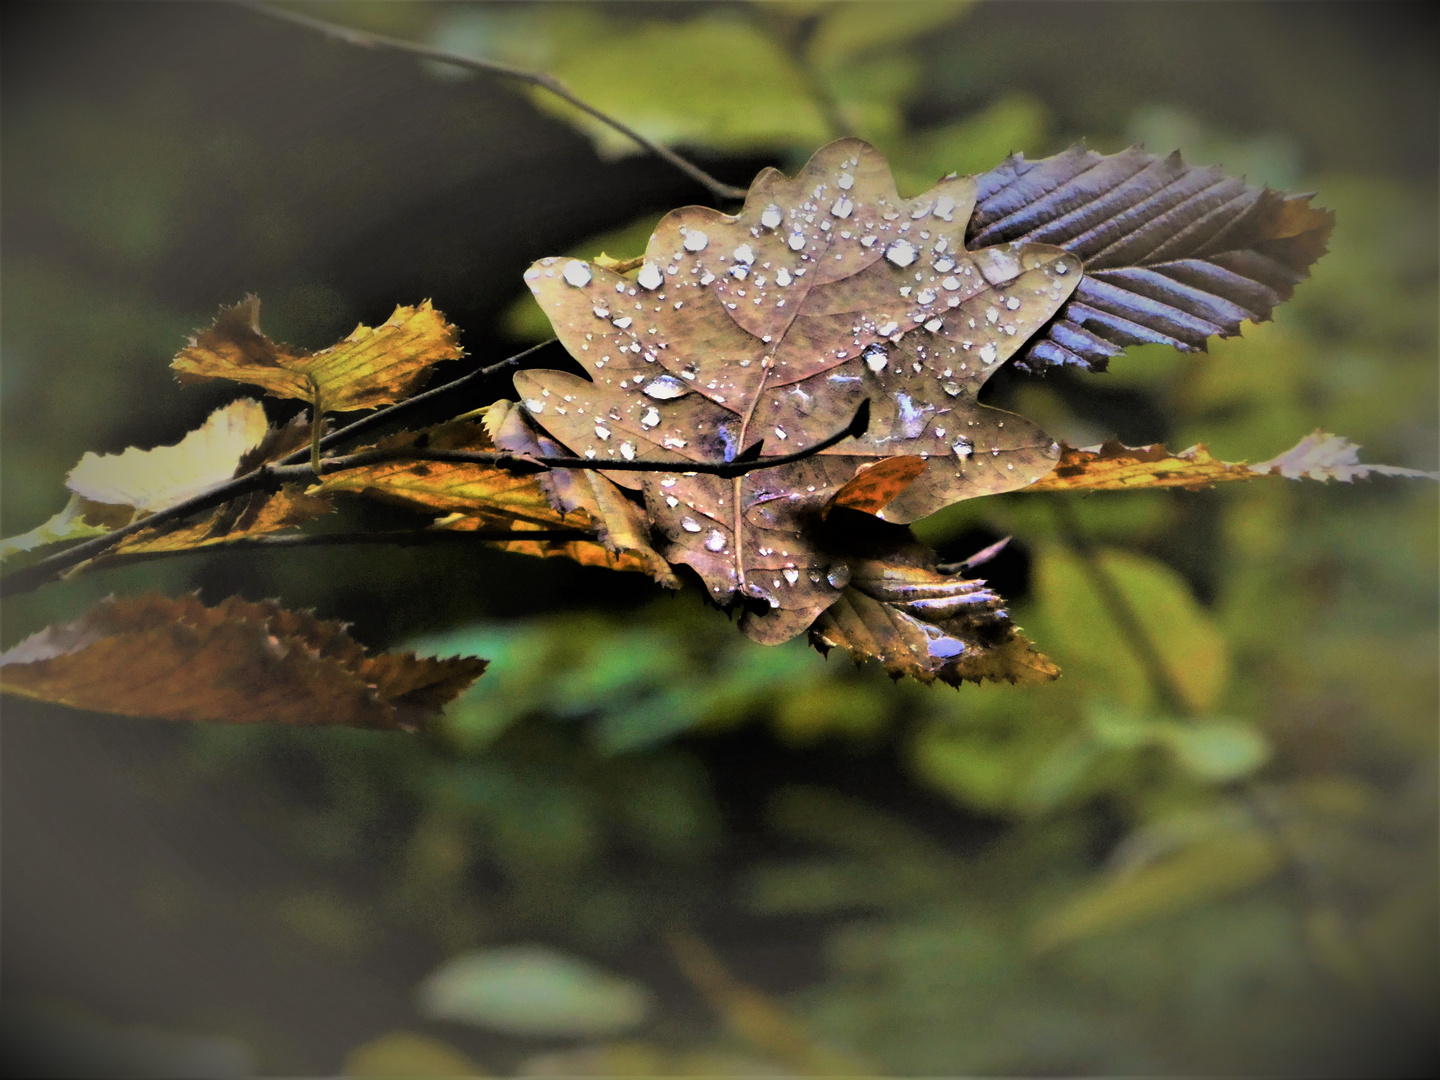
<box><xmin>563</xmin><ymin>261</ymin><xmax>592</xmax><ymax>287</ymax></box>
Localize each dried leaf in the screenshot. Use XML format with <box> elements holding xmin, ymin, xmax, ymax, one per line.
<box><xmin>518</xmin><ymin>138</ymin><xmax>1079</xmax><ymax>645</ymax></box>
<box><xmin>0</xmin><ymin>494</ymin><xmax>113</xmax><ymax>562</ymax></box>
<box><xmin>811</xmin><ymin>544</ymin><xmax>1058</xmax><ymax>687</ymax></box>
<box><xmin>0</xmin><ymin>593</ymin><xmax>486</xmax><ymax>730</ymax></box>
<box><xmin>172</xmin><ymin>296</ymin><xmax>463</xmax><ymax>412</ymax></box>
<box><xmin>67</xmin><ymin>398</ymin><xmax>269</xmax><ymax>513</ymax></box>
<box><xmin>825</xmin><ymin>456</ymin><xmax>929</xmax><ymax>515</ymax></box>
<box><xmin>1253</xmin><ymin>430</ymin><xmax>1440</xmax><ymax>482</ymax></box>
<box><xmin>108</xmin><ymin>485</ymin><xmax>333</xmax><ymax>556</ymax></box>
<box><xmin>1026</xmin><ymin>433</ymin><xmax>1439</xmax><ymax>492</ymax></box>
<box><xmin>969</xmin><ymin>145</ymin><xmax>1334</xmax><ymax>371</ymax></box>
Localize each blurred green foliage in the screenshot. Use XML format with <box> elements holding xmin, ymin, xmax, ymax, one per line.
<box><xmin>3</xmin><ymin>1</ymin><xmax>1435</xmax><ymax>1075</ymax></box>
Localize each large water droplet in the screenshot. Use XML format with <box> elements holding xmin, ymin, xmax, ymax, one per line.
<box><xmin>776</xmin><ymin>267</ymin><xmax>792</xmax><ymax>286</ymax></box>
<box><xmin>640</xmin><ymin>407</ymin><xmax>661</xmax><ymax>429</ymax></box>
<box><xmin>864</xmin><ymin>343</ymin><xmax>889</xmax><ymax>372</ymax></box>
<box><xmin>978</xmin><ymin>342</ymin><xmax>998</xmax><ymax>364</ymax></box>
<box><xmin>684</xmin><ymin>230</ymin><xmax>709</xmax><ymax>252</ymax></box>
<box><xmin>831</xmin><ymin>197</ymin><xmax>853</xmax><ymax>219</ymax></box>
<box><xmin>705</xmin><ymin>530</ymin><xmax>725</xmax><ymax>552</ymax></box>
<box><xmin>886</xmin><ymin>240</ymin><xmax>917</xmax><ymax>267</ymax></box>
<box><xmin>594</xmin><ymin>423</ymin><xmax>610</xmax><ymax>440</ymax></box>
<box><xmin>761</xmin><ymin>204</ymin><xmax>783</xmax><ymax>230</ymax></box>
<box><xmin>619</xmin><ymin>441</ymin><xmax>636</xmax><ymax>460</ymax></box>
<box><xmin>637</xmin><ymin>263</ymin><xmax>663</xmax><ymax>290</ymax></box>
<box><xmin>562</xmin><ymin>260</ymin><xmax>591</xmax><ymax>287</ymax></box>
<box><xmin>826</xmin><ymin>564</ymin><xmax>851</xmax><ymax>589</ymax></box>
<box><xmin>612</xmin><ymin>316</ymin><xmax>633</xmax><ymax>329</ymax></box>
<box><xmin>733</xmin><ymin>244</ymin><xmax>755</xmax><ymax>265</ymax></box>
<box><xmin>837</xmin><ymin>172</ymin><xmax>854</xmax><ymax>190</ymax></box>
<box><xmin>680</xmin><ymin>517</ymin><xmax>701</xmax><ymax>532</ymax></box>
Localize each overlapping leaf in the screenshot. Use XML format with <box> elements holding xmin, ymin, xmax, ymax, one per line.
<box><xmin>0</xmin><ymin>593</ymin><xmax>486</xmax><ymax>730</ymax></box>
<box><xmin>517</xmin><ymin>138</ymin><xmax>1080</xmax><ymax>647</ymax></box>
<box><xmin>172</xmin><ymin>295</ymin><xmax>463</xmax><ymax>411</ymax></box>
<box><xmin>1026</xmin><ymin>432</ymin><xmax>1439</xmax><ymax>492</ymax></box>
<box><xmin>968</xmin><ymin>145</ymin><xmax>1334</xmax><ymax>371</ymax></box>
<box><xmin>308</xmin><ymin>404</ymin><xmax>676</xmax><ymax>583</ymax></box>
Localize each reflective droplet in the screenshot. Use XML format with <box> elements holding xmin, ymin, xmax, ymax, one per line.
<box><xmin>864</xmin><ymin>343</ymin><xmax>889</xmax><ymax>372</ymax></box>
<box><xmin>705</xmin><ymin>529</ymin><xmax>725</xmax><ymax>552</ymax></box>
<box><xmin>761</xmin><ymin>204</ymin><xmax>783</xmax><ymax>230</ymax></box>
<box><xmin>525</xmin><ymin>398</ymin><xmax>545</xmax><ymax>413</ymax></box>
<box><xmin>826</xmin><ymin>564</ymin><xmax>851</xmax><ymax>589</ymax></box>
<box><xmin>787</xmin><ymin>232</ymin><xmax>805</xmax><ymax>251</ymax></box>
<box><xmin>680</xmin><ymin>517</ymin><xmax>701</xmax><ymax>532</ymax></box>
<box><xmin>952</xmin><ymin>437</ymin><xmax>973</xmax><ymax>458</ymax></box>
<box><xmin>978</xmin><ymin>342</ymin><xmax>998</xmax><ymax>364</ymax></box>
<box><xmin>916</xmin><ymin>289</ymin><xmax>937</xmax><ymax>305</ymax></box>
<box><xmin>733</xmin><ymin>244</ymin><xmax>755</xmax><ymax>265</ymax></box>
<box><xmin>837</xmin><ymin>172</ymin><xmax>854</xmax><ymax>190</ymax></box>
<box><xmin>925</xmin><ymin>318</ymin><xmax>944</xmax><ymax>332</ymax></box>
<box><xmin>594</xmin><ymin>423</ymin><xmax>610</xmax><ymax>440</ymax></box>
<box><xmin>637</xmin><ymin>263</ymin><xmax>663</xmax><ymax>290</ymax></box>
<box><xmin>592</xmin><ymin>305</ymin><xmax>610</xmax><ymax>318</ymax></box>
<box><xmin>1005</xmin><ymin>296</ymin><xmax>1021</xmax><ymax>310</ymax></box>
<box><xmin>933</xmin><ymin>195</ymin><xmax>956</xmax><ymax>221</ymax></box>
<box><xmin>783</xmin><ymin>568</ymin><xmax>800</xmax><ymax>584</ymax></box>
<box><xmin>640</xmin><ymin>407</ymin><xmax>660</xmax><ymax>428</ymax></box>
<box><xmin>562</xmin><ymin>260</ymin><xmax>591</xmax><ymax>287</ymax></box>
<box><xmin>612</xmin><ymin>316</ymin><xmax>633</xmax><ymax>329</ymax></box>
<box><xmin>620</xmin><ymin>441</ymin><xmax>636</xmax><ymax>460</ymax></box>
<box><xmin>776</xmin><ymin>267</ymin><xmax>792</xmax><ymax>286</ymax></box>
<box><xmin>684</xmin><ymin>230</ymin><xmax>709</xmax><ymax>252</ymax></box>
<box><xmin>773</xmin><ymin>426</ymin><xmax>787</xmax><ymax>440</ymax></box>
<box><xmin>831</xmin><ymin>197</ymin><xmax>853</xmax><ymax>219</ymax></box>
<box><xmin>877</xmin><ymin>320</ymin><xmax>899</xmax><ymax>338</ymax></box>
<box><xmin>886</xmin><ymin>240</ymin><xmax>917</xmax><ymax>267</ymax></box>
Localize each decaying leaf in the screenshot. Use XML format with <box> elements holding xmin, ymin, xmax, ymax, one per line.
<box><xmin>172</xmin><ymin>296</ymin><xmax>463</xmax><ymax>412</ymax></box>
<box><xmin>810</xmin><ymin>530</ymin><xmax>1057</xmax><ymax>687</ymax></box>
<box><xmin>0</xmin><ymin>593</ymin><xmax>486</xmax><ymax>730</ymax></box>
<box><xmin>0</xmin><ymin>494</ymin><xmax>114</xmax><ymax>562</ymax></box>
<box><xmin>969</xmin><ymin>145</ymin><xmax>1334</xmax><ymax>371</ymax></box>
<box><xmin>518</xmin><ymin>138</ymin><xmax>1079</xmax><ymax>649</ymax></box>
<box><xmin>1026</xmin><ymin>432</ymin><xmax>1439</xmax><ymax>492</ymax></box>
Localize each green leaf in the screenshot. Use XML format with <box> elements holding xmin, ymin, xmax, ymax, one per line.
<box><xmin>0</xmin><ymin>493</ymin><xmax>111</xmax><ymax>562</ymax></box>
<box><xmin>415</xmin><ymin>946</ymin><xmax>653</xmax><ymax>1037</ymax></box>
<box><xmin>1158</xmin><ymin>720</ymin><xmax>1271</xmax><ymax>783</ymax></box>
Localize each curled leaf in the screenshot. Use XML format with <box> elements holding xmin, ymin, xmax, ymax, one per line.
<box><xmin>0</xmin><ymin>593</ymin><xmax>486</xmax><ymax>730</ymax></box>
<box><xmin>1253</xmin><ymin>430</ymin><xmax>1440</xmax><ymax>482</ymax></box>
<box><xmin>172</xmin><ymin>296</ymin><xmax>463</xmax><ymax>412</ymax></box>
<box><xmin>969</xmin><ymin>145</ymin><xmax>1334</xmax><ymax>371</ymax></box>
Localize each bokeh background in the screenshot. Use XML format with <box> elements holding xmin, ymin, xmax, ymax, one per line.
<box><xmin>2</xmin><ymin>2</ymin><xmax>1436</xmax><ymax>1075</ymax></box>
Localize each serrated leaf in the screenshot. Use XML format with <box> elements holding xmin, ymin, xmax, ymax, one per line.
<box><xmin>0</xmin><ymin>593</ymin><xmax>486</xmax><ymax>730</ymax></box>
<box><xmin>108</xmin><ymin>485</ymin><xmax>334</xmax><ymax>556</ymax></box>
<box><xmin>1025</xmin><ymin>432</ymin><xmax>1438</xmax><ymax>492</ymax></box>
<box><xmin>968</xmin><ymin>145</ymin><xmax>1334</xmax><ymax>371</ymax></box>
<box><xmin>67</xmin><ymin>398</ymin><xmax>269</xmax><ymax>513</ymax></box>
<box><xmin>0</xmin><ymin>494</ymin><xmax>113</xmax><ymax>562</ymax></box>
<box><xmin>172</xmin><ymin>296</ymin><xmax>463</xmax><ymax>412</ymax></box>
<box><xmin>519</xmin><ymin>138</ymin><xmax>1079</xmax><ymax>646</ymax></box>
<box><xmin>416</xmin><ymin>946</ymin><xmax>652</xmax><ymax>1037</ymax></box>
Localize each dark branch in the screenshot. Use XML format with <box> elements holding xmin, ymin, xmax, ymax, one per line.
<box><xmin>240</xmin><ymin>3</ymin><xmax>748</xmax><ymax>203</ymax></box>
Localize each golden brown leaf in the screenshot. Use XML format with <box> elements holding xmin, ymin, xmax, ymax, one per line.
<box><xmin>825</xmin><ymin>456</ymin><xmax>929</xmax><ymax>515</ymax></box>
<box><xmin>109</xmin><ymin>486</ymin><xmax>333</xmax><ymax>555</ymax></box>
<box><xmin>172</xmin><ymin>296</ymin><xmax>463</xmax><ymax>412</ymax></box>
<box><xmin>1026</xmin><ymin>433</ymin><xmax>1439</xmax><ymax>493</ymax></box>
<box><xmin>0</xmin><ymin>593</ymin><xmax>486</xmax><ymax>730</ymax></box>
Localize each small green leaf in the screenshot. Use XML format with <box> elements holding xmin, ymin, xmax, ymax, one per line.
<box><xmin>416</xmin><ymin>946</ymin><xmax>653</xmax><ymax>1037</ymax></box>
<box><xmin>1158</xmin><ymin>720</ymin><xmax>1271</xmax><ymax>782</ymax></box>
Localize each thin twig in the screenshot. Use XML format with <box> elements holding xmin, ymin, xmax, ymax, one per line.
<box><xmin>240</xmin><ymin>2</ymin><xmax>748</xmax><ymax>203</ymax></box>
<box><xmin>0</xmin><ymin>399</ymin><xmax>868</xmax><ymax>599</ymax></box>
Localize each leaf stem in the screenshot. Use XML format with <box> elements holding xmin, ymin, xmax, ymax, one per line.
<box><xmin>240</xmin><ymin>2</ymin><xmax>748</xmax><ymax>203</ymax></box>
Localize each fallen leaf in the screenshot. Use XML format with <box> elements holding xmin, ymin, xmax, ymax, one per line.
<box><xmin>0</xmin><ymin>593</ymin><xmax>486</xmax><ymax>730</ymax></box>
<box><xmin>518</xmin><ymin>138</ymin><xmax>1079</xmax><ymax>646</ymax></box>
<box><xmin>1025</xmin><ymin>433</ymin><xmax>1439</xmax><ymax>492</ymax></box>
<box><xmin>825</xmin><ymin>455</ymin><xmax>929</xmax><ymax>515</ymax></box>
<box><xmin>172</xmin><ymin>296</ymin><xmax>463</xmax><ymax>412</ymax></box>
<box><xmin>969</xmin><ymin>145</ymin><xmax>1334</xmax><ymax>371</ymax></box>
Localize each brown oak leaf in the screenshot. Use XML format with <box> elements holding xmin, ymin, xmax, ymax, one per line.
<box><xmin>516</xmin><ymin>138</ymin><xmax>1080</xmax><ymax>645</ymax></box>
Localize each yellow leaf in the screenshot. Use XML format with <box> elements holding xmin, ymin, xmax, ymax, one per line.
<box><xmin>108</xmin><ymin>485</ymin><xmax>333</xmax><ymax>556</ymax></box>
<box><xmin>0</xmin><ymin>593</ymin><xmax>486</xmax><ymax>730</ymax></box>
<box><xmin>172</xmin><ymin>296</ymin><xmax>463</xmax><ymax>412</ymax></box>
<box><xmin>0</xmin><ymin>494</ymin><xmax>112</xmax><ymax>562</ymax></box>
<box><xmin>67</xmin><ymin>398</ymin><xmax>269</xmax><ymax>513</ymax></box>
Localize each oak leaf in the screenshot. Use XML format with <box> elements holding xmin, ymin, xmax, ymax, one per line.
<box><xmin>516</xmin><ymin>138</ymin><xmax>1079</xmax><ymax>646</ymax></box>
<box><xmin>172</xmin><ymin>296</ymin><xmax>463</xmax><ymax>412</ymax></box>
<box><xmin>968</xmin><ymin>145</ymin><xmax>1334</xmax><ymax>371</ymax></box>
<box><xmin>0</xmin><ymin>593</ymin><xmax>486</xmax><ymax>730</ymax></box>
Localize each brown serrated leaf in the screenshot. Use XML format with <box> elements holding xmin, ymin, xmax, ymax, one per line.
<box><xmin>1025</xmin><ymin>433</ymin><xmax>1439</xmax><ymax>492</ymax></box>
<box><xmin>968</xmin><ymin>145</ymin><xmax>1334</xmax><ymax>371</ymax></box>
<box><xmin>172</xmin><ymin>296</ymin><xmax>463</xmax><ymax>412</ymax></box>
<box><xmin>109</xmin><ymin>485</ymin><xmax>334</xmax><ymax>555</ymax></box>
<box><xmin>517</xmin><ymin>138</ymin><xmax>1079</xmax><ymax>644</ymax></box>
<box><xmin>0</xmin><ymin>593</ymin><xmax>486</xmax><ymax>730</ymax></box>
<box><xmin>810</xmin><ymin>539</ymin><xmax>1058</xmax><ymax>686</ymax></box>
<box><xmin>825</xmin><ymin>456</ymin><xmax>929</xmax><ymax>515</ymax></box>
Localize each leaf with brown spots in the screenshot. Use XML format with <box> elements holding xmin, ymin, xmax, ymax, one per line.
<box><xmin>1025</xmin><ymin>434</ymin><xmax>1439</xmax><ymax>493</ymax></box>
<box><xmin>0</xmin><ymin>593</ymin><xmax>486</xmax><ymax>730</ymax></box>
<box><xmin>968</xmin><ymin>145</ymin><xmax>1334</xmax><ymax>372</ymax></box>
<box><xmin>172</xmin><ymin>296</ymin><xmax>464</xmax><ymax>412</ymax></box>
<box><xmin>517</xmin><ymin>138</ymin><xmax>1080</xmax><ymax>647</ymax></box>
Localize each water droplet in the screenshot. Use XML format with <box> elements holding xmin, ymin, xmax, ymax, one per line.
<box><xmin>660</xmin><ymin>477</ymin><xmax>677</xmax><ymax>488</ymax></box>
<box><xmin>592</xmin><ymin>305</ymin><xmax>610</xmax><ymax>318</ymax></box>
<box><xmin>826</xmin><ymin>564</ymin><xmax>851</xmax><ymax>589</ymax></box>
<box><xmin>941</xmin><ymin>275</ymin><xmax>961</xmax><ymax>291</ymax></box>
<box><xmin>783</xmin><ymin>568</ymin><xmax>800</xmax><ymax>584</ymax></box>
<box><xmin>776</xmin><ymin>267</ymin><xmax>792</xmax><ymax>286</ymax></box>
<box><xmin>925</xmin><ymin>317</ymin><xmax>944</xmax><ymax>333</ymax></box>
<box><xmin>787</xmin><ymin>232</ymin><xmax>805</xmax><ymax>251</ymax></box>
<box><xmin>612</xmin><ymin>316</ymin><xmax>632</xmax><ymax>329</ymax></box>
<box><xmin>733</xmin><ymin>244</ymin><xmax>755</xmax><ymax>265</ymax></box>
<box><xmin>917</xmin><ymin>289</ymin><xmax>937</xmax><ymax>305</ymax></box>
<box><xmin>619</xmin><ymin>441</ymin><xmax>636</xmax><ymax>460</ymax></box>
<box><xmin>886</xmin><ymin>239</ymin><xmax>916</xmax><ymax>267</ymax></box>
<box><xmin>837</xmin><ymin>171</ymin><xmax>854</xmax><ymax>190</ymax></box>
<box><xmin>876</xmin><ymin>320</ymin><xmax>900</xmax><ymax>338</ymax></box>
<box><xmin>774</xmin><ymin>426</ymin><xmax>787</xmax><ymax>440</ymax></box>
<box><xmin>952</xmin><ymin>437</ymin><xmax>973</xmax><ymax>458</ymax></box>
<box><xmin>525</xmin><ymin>398</ymin><xmax>545</xmax><ymax>413</ymax></box>
<box><xmin>831</xmin><ymin>197</ymin><xmax>853</xmax><ymax>218</ymax></box>
<box><xmin>680</xmin><ymin>517</ymin><xmax>701</xmax><ymax>532</ymax></box>
<box><xmin>933</xmin><ymin>195</ymin><xmax>956</xmax><ymax>221</ymax></box>
<box><xmin>761</xmin><ymin>204</ymin><xmax>783</xmax><ymax>230</ymax></box>
<box><xmin>665</xmin><ymin>495</ymin><xmax>679</xmax><ymax>507</ymax></box>
<box><xmin>662</xmin><ymin>436</ymin><xmax>688</xmax><ymax>449</ymax></box>
<box><xmin>705</xmin><ymin>530</ymin><xmax>725</xmax><ymax>552</ymax></box>
<box><xmin>562</xmin><ymin>260</ymin><xmax>591</xmax><ymax>287</ymax></box>
<box><xmin>1055</xmin><ymin>261</ymin><xmax>1069</xmax><ymax>275</ymax></box>
<box><xmin>985</xmin><ymin>307</ymin><xmax>1000</xmax><ymax>323</ymax></box>
<box><xmin>979</xmin><ymin>342</ymin><xmax>998</xmax><ymax>364</ymax></box>
<box><xmin>700</xmin><ymin>271</ymin><xmax>715</xmax><ymax>285</ymax></box>
<box><xmin>594</xmin><ymin>423</ymin><xmax>610</xmax><ymax>440</ymax></box>
<box><xmin>640</xmin><ymin>407</ymin><xmax>661</xmax><ymax>429</ymax></box>
<box><xmin>729</xmin><ymin>264</ymin><xmax>749</xmax><ymax>280</ymax></box>
<box><xmin>864</xmin><ymin>343</ymin><xmax>889</xmax><ymax>372</ymax></box>
<box><xmin>637</xmin><ymin>262</ymin><xmax>663</xmax><ymax>290</ymax></box>
<box><xmin>684</xmin><ymin>230</ymin><xmax>709</xmax><ymax>252</ymax></box>
<box><xmin>942</xmin><ymin>381</ymin><xmax>961</xmax><ymax>396</ymax></box>
<box><xmin>933</xmin><ymin>257</ymin><xmax>955</xmax><ymax>273</ymax></box>
<box><xmin>860</xmin><ymin>235</ymin><xmax>878</xmax><ymax>248</ymax></box>
<box><xmin>1005</xmin><ymin>296</ymin><xmax>1021</xmax><ymax>310</ymax></box>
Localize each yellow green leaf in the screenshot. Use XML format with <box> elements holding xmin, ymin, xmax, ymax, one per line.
<box><xmin>342</xmin><ymin>1031</ymin><xmax>486</xmax><ymax>1078</ymax></box>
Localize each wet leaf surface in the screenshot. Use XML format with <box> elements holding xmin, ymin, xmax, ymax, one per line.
<box><xmin>0</xmin><ymin>593</ymin><xmax>486</xmax><ymax>729</ymax></box>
